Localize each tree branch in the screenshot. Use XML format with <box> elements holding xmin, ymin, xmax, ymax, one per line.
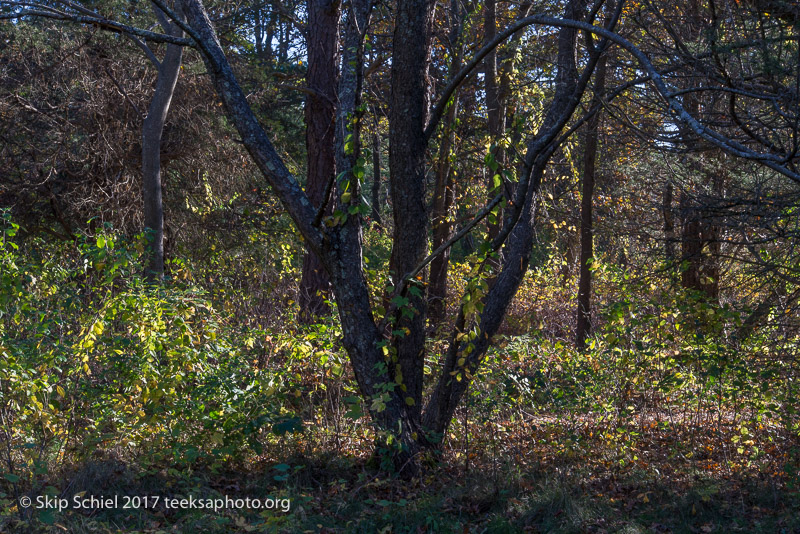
<box><xmin>179</xmin><ymin>0</ymin><xmax>324</xmax><ymax>254</ymax></box>
<box><xmin>0</xmin><ymin>5</ymin><xmax>195</xmax><ymax>47</ymax></box>
<box><xmin>424</xmin><ymin>11</ymin><xmax>800</xmax><ymax>182</ymax></box>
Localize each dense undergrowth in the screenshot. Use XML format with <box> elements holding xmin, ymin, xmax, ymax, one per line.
<box><xmin>1</xmin><ymin>214</ymin><xmax>799</xmax><ymax>533</ymax></box>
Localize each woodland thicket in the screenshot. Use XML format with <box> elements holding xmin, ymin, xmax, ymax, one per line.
<box><xmin>1</xmin><ymin>0</ymin><xmax>799</xmax><ymax>532</ymax></box>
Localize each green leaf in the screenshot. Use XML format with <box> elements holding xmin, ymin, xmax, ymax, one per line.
<box><xmin>390</xmin><ymin>295</ymin><xmax>409</xmax><ymax>308</ymax></box>
<box><xmin>38</xmin><ymin>509</ymin><xmax>57</xmax><ymax>525</ymax></box>
<box><xmin>272</xmin><ymin>417</ymin><xmax>303</xmax><ymax>435</ymax></box>
<box><xmin>345</xmin><ymin>407</ymin><xmax>364</xmax><ymax>420</ymax></box>
<box><xmin>371</xmin><ymin>397</ymin><xmax>386</xmax><ymax>412</ymax></box>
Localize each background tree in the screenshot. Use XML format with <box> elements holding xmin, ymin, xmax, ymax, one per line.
<box><xmin>297</xmin><ymin>0</ymin><xmax>338</xmax><ymax>321</ymax></box>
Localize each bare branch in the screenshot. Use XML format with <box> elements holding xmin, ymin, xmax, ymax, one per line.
<box><xmin>424</xmin><ymin>11</ymin><xmax>800</xmax><ymax>182</ymax></box>
<box><xmin>179</xmin><ymin>0</ymin><xmax>324</xmax><ymax>254</ymax></box>
<box><xmin>0</xmin><ymin>7</ymin><xmax>195</xmax><ymax>47</ymax></box>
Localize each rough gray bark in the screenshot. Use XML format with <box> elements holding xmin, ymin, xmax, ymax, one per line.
<box><xmin>142</xmin><ymin>5</ymin><xmax>184</xmax><ymax>281</ymax></box>
<box><xmin>382</xmin><ymin>0</ymin><xmax>438</xmax><ymax>468</ymax></box>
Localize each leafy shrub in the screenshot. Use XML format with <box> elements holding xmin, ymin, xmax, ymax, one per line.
<box><xmin>0</xmin><ymin>212</ymin><xmax>298</xmax><ymax>504</ymax></box>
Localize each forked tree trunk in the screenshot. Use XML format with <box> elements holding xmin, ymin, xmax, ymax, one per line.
<box><xmin>181</xmin><ymin>0</ymin><xmax>595</xmax><ymax>475</ymax></box>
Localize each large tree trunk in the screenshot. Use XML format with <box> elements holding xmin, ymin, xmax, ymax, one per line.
<box><xmin>385</xmin><ymin>0</ymin><xmax>437</xmax><ymax>468</ymax></box>
<box><xmin>298</xmin><ymin>0</ymin><xmax>339</xmax><ymax>322</ymax></box>
<box><xmin>181</xmin><ymin>0</ymin><xmax>597</xmax><ymax>475</ymax></box>
<box><xmin>331</xmin><ymin>0</ymin><xmax>425</xmax><ymax>473</ymax></box>
<box><xmin>575</xmin><ymin>49</ymin><xmax>607</xmax><ymax>350</ymax></box>
<box><xmin>142</xmin><ymin>7</ymin><xmax>184</xmax><ymax>281</ymax></box>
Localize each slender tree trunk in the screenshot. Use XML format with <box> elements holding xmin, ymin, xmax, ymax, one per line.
<box><xmin>423</xmin><ymin>0</ymin><xmax>589</xmax><ymax>438</ymax></box>
<box><xmin>254</xmin><ymin>7</ymin><xmax>263</xmax><ymax>57</ymax></box>
<box><xmin>703</xmin><ymin>171</ymin><xmax>724</xmax><ymax>300</ymax></box>
<box><xmin>298</xmin><ymin>0</ymin><xmax>340</xmax><ymax>322</ymax></box>
<box><xmin>142</xmin><ymin>7</ymin><xmax>183</xmax><ymax>281</ymax></box>
<box><xmin>428</xmin><ymin>0</ymin><xmax>464</xmax><ymax>324</ymax></box>
<box><xmin>663</xmin><ymin>179</ymin><xmax>675</xmax><ymax>261</ymax></box>
<box><xmin>676</xmin><ymin>0</ymin><xmax>720</xmax><ymax>301</ymax></box>
<box><xmin>428</xmin><ymin>108</ymin><xmax>458</xmax><ymax>325</ymax></box>
<box><xmin>575</xmin><ymin>54</ymin><xmax>606</xmax><ymax>350</ymax></box>
<box><xmin>485</xmin><ymin>0</ymin><xmax>503</xmax><ymax>248</ymax></box>
<box><xmin>278</xmin><ymin>19</ymin><xmax>289</xmax><ymax>63</ymax></box>
<box><xmin>370</xmin><ymin>110</ymin><xmax>382</xmax><ymax>227</ymax></box>
<box><xmin>428</xmin><ymin>101</ymin><xmax>458</xmax><ymax>324</ymax></box>
<box><xmin>680</xmin><ymin>189</ymin><xmax>703</xmax><ymax>292</ymax></box>
<box><xmin>265</xmin><ymin>7</ymin><xmax>275</xmax><ymax>63</ymax></box>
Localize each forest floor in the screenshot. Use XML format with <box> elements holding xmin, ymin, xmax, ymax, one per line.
<box><xmin>4</xmin><ymin>408</ymin><xmax>798</xmax><ymax>534</ymax></box>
